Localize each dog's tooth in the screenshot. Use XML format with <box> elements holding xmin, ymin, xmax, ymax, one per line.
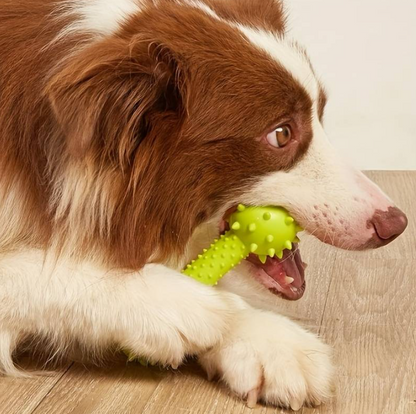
<box><xmin>285</xmin><ymin>276</ymin><xmax>294</xmax><ymax>285</ymax></box>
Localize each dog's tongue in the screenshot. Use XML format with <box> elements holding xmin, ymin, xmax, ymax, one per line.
<box><xmin>247</xmin><ymin>244</ymin><xmax>306</xmax><ymax>300</ymax></box>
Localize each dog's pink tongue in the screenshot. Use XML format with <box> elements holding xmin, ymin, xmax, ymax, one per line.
<box><xmin>248</xmin><ymin>245</ymin><xmax>306</xmax><ymax>300</ymax></box>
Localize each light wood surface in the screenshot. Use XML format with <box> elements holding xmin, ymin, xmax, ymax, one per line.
<box><xmin>1</xmin><ymin>171</ymin><xmax>415</xmax><ymax>414</ymax></box>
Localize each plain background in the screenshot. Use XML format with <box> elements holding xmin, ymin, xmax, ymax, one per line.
<box><xmin>286</xmin><ymin>0</ymin><xmax>416</xmax><ymax>170</ymax></box>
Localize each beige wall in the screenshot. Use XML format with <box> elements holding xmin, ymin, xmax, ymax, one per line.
<box><xmin>286</xmin><ymin>0</ymin><xmax>416</xmax><ymax>170</ymax></box>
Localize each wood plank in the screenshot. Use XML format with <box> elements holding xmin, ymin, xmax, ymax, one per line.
<box><xmin>0</xmin><ymin>357</ymin><xmax>70</xmax><ymax>414</ymax></box>
<box><xmin>31</xmin><ymin>360</ymin><xmax>166</xmax><ymax>414</ymax></box>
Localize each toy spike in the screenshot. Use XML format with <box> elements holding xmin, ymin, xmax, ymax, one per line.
<box><xmin>259</xmin><ymin>255</ymin><xmax>267</xmax><ymax>264</ymax></box>
<box><xmin>248</xmin><ymin>223</ymin><xmax>257</xmax><ymax>232</ymax></box>
<box><xmin>182</xmin><ymin>206</ymin><xmax>301</xmax><ymax>286</ymax></box>
<box><xmin>285</xmin><ymin>216</ymin><xmax>294</xmax><ymax>225</ymax></box>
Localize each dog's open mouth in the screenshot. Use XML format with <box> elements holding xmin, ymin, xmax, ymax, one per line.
<box><xmin>220</xmin><ymin>210</ymin><xmax>306</xmax><ymax>301</ymax></box>
<box><xmin>246</xmin><ymin>244</ymin><xmax>306</xmax><ymax>300</ymax></box>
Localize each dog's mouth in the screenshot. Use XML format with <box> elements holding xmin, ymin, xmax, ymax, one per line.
<box><xmin>220</xmin><ymin>213</ymin><xmax>307</xmax><ymax>301</ymax></box>
<box><xmin>246</xmin><ymin>245</ymin><xmax>306</xmax><ymax>301</ymax></box>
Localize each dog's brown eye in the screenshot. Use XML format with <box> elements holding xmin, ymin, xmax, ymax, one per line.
<box><xmin>266</xmin><ymin>125</ymin><xmax>292</xmax><ymax>148</ymax></box>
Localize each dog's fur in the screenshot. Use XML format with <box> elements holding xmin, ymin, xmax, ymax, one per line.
<box><xmin>0</xmin><ymin>0</ymin><xmax>408</xmax><ymax>410</ymax></box>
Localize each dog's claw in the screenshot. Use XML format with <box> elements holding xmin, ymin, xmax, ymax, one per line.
<box><xmin>246</xmin><ymin>389</ymin><xmax>258</xmax><ymax>409</ymax></box>
<box><xmin>290</xmin><ymin>399</ymin><xmax>303</xmax><ymax>411</ymax></box>
<box><xmin>205</xmin><ymin>366</ymin><xmax>217</xmax><ymax>381</ymax></box>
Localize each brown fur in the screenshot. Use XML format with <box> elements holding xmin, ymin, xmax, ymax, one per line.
<box><xmin>0</xmin><ymin>0</ymin><xmax>314</xmax><ymax>269</ymax></box>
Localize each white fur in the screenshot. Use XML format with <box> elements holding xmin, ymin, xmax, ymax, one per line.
<box><xmin>57</xmin><ymin>0</ymin><xmax>141</xmax><ymax>39</ymax></box>
<box><xmin>183</xmin><ymin>0</ymin><xmax>221</xmax><ymax>20</ymax></box>
<box><xmin>0</xmin><ymin>249</ymin><xmax>243</xmax><ymax>372</ymax></box>
<box><xmin>0</xmin><ymin>249</ymin><xmax>333</xmax><ymax>408</ymax></box>
<box><xmin>237</xmin><ymin>26</ymin><xmax>319</xmax><ymax>100</ymax></box>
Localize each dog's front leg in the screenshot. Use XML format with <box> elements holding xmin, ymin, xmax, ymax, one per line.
<box><xmin>0</xmin><ymin>249</ymin><xmax>244</xmax><ymax>375</ymax></box>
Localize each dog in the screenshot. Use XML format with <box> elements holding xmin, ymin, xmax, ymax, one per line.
<box><xmin>0</xmin><ymin>0</ymin><xmax>408</xmax><ymax>410</ymax></box>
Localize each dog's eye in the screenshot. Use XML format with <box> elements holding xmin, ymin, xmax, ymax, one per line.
<box><xmin>266</xmin><ymin>125</ymin><xmax>292</xmax><ymax>148</ymax></box>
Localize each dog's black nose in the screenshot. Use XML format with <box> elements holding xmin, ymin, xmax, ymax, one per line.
<box><xmin>370</xmin><ymin>206</ymin><xmax>408</xmax><ymax>246</ymax></box>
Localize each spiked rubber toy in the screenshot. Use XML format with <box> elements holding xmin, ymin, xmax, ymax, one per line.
<box><xmin>182</xmin><ymin>205</ymin><xmax>303</xmax><ymax>286</ymax></box>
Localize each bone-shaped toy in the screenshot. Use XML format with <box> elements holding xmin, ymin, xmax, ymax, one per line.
<box><xmin>182</xmin><ymin>204</ymin><xmax>302</xmax><ymax>285</ymax></box>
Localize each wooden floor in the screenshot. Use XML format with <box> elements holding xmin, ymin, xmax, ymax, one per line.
<box><xmin>1</xmin><ymin>171</ymin><xmax>415</xmax><ymax>414</ymax></box>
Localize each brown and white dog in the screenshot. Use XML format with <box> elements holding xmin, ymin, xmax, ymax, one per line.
<box><xmin>0</xmin><ymin>0</ymin><xmax>408</xmax><ymax>410</ymax></box>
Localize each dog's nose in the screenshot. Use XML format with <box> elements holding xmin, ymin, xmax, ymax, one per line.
<box><xmin>370</xmin><ymin>207</ymin><xmax>408</xmax><ymax>246</ymax></box>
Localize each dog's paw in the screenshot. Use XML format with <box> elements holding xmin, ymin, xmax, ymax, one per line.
<box><xmin>199</xmin><ymin>309</ymin><xmax>334</xmax><ymax>411</ymax></box>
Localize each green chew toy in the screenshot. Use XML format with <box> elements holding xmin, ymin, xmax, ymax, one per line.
<box><xmin>182</xmin><ymin>205</ymin><xmax>302</xmax><ymax>286</ymax></box>
<box><xmin>125</xmin><ymin>205</ymin><xmax>302</xmax><ymax>364</ymax></box>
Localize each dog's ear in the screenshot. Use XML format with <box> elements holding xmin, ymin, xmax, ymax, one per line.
<box><xmin>47</xmin><ymin>37</ymin><xmax>186</xmax><ymax>160</ymax></box>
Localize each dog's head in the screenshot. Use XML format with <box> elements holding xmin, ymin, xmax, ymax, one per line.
<box><xmin>48</xmin><ymin>0</ymin><xmax>407</xmax><ymax>298</ymax></box>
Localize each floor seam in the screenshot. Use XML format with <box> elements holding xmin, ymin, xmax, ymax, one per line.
<box><xmin>30</xmin><ymin>362</ymin><xmax>74</xmax><ymax>414</ymax></box>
